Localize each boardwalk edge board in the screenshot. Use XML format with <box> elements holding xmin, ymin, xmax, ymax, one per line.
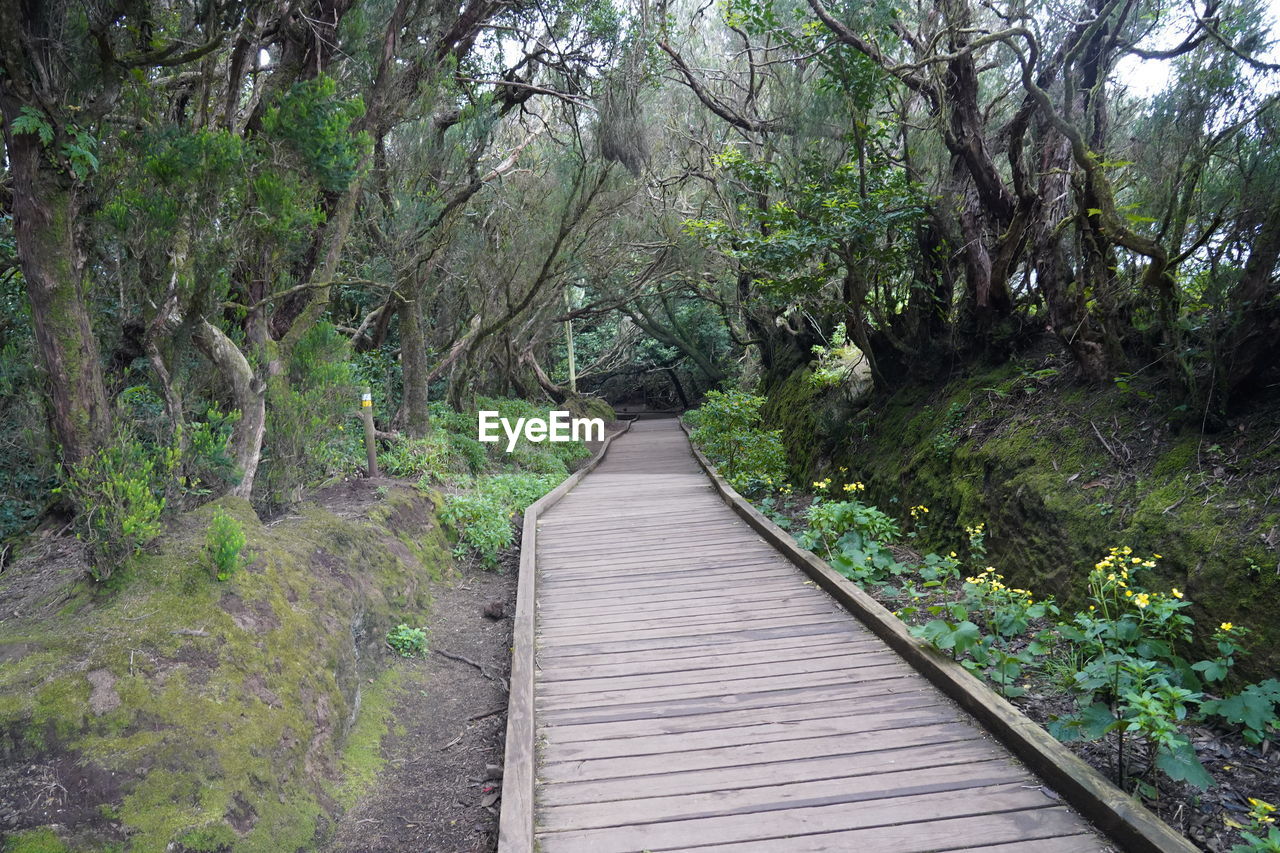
<box><xmin>679</xmin><ymin>420</ymin><xmax>1198</xmax><ymax>853</ymax></box>
<box><xmin>497</xmin><ymin>418</ymin><xmax>634</xmax><ymax>852</ymax></box>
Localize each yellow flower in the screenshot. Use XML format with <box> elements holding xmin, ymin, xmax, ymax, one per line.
<box><xmin>1134</xmin><ymin>593</ymin><xmax>1151</xmax><ymax>609</ymax></box>
<box><xmin>1221</xmin><ymin>622</ymin><xmax>1234</xmax><ymax>632</ymax></box>
<box><xmin>838</xmin><ymin>466</ymin><xmax>848</xmax><ymax>473</ymax></box>
<box><xmin>949</xmin><ymin>551</ymin><xmax>958</xmax><ymax>558</ymax></box>
<box><xmin>1171</xmin><ymin>588</ymin><xmax>1183</xmax><ymax>599</ymax></box>
<box><xmin>1124</xmin><ymin>589</ymin><xmax>1133</xmax><ymax>597</ymax></box>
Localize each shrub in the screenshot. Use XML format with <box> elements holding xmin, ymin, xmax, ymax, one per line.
<box><xmin>385</xmin><ymin>624</ymin><xmax>428</xmax><ymax>657</ymax></box>
<box><xmin>206</xmin><ymin>508</ymin><xmax>248</xmax><ymax>581</ymax></box>
<box><xmin>686</xmin><ymin>390</ymin><xmax>788</xmax><ymax>496</ymax></box>
<box><xmin>58</xmin><ymin>433</ymin><xmax>177</xmax><ymax>580</ymax></box>
<box><xmin>441</xmin><ymin>491</ymin><xmax>513</xmax><ymax>567</ymax></box>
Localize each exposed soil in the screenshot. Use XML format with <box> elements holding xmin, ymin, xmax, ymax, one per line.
<box><xmin>323</xmin><ymin>549</ymin><xmax>516</xmax><ymax>853</ymax></box>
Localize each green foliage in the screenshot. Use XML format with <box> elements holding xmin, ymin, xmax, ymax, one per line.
<box><xmin>261</xmin><ymin>322</ymin><xmax>363</xmax><ymax>507</ymax></box>
<box><xmin>263</xmin><ymin>76</ymin><xmax>371</xmax><ymax>193</ymax></box>
<box><xmin>685</xmin><ymin>147</ymin><xmax>922</xmax><ymax>302</ymax></box>
<box><xmin>57</xmin><ymin>432</ymin><xmax>177</xmax><ymax>580</ymax></box>
<box><xmin>185</xmin><ymin>405</ymin><xmax>242</xmax><ymax>495</ymax></box>
<box><xmin>686</xmin><ymin>390</ymin><xmax>788</xmax><ymax>496</ymax></box>
<box><xmin>1202</xmin><ymin>680</ymin><xmax>1280</xmax><ymax>745</ymax></box>
<box><xmin>404</xmin><ymin>397</ymin><xmax>589</xmax><ymax>567</ymax></box>
<box><xmin>440</xmin><ymin>473</ymin><xmax>558</xmax><ymax>567</ymax></box>
<box><xmin>385</xmin><ymin>624</ymin><xmax>428</xmax><ymax>657</ymax></box>
<box><xmin>1</xmin><ymin>827</ymin><xmax>71</xmax><ymax>853</ymax></box>
<box><xmin>206</xmin><ymin>508</ymin><xmax>248</xmax><ymax>581</ymax></box>
<box><xmin>11</xmin><ymin>107</ymin><xmax>54</xmax><ymax>146</ymax></box>
<box><xmin>1232</xmin><ymin>799</ymin><xmax>1280</xmax><ymax>852</ymax></box>
<box><xmin>440</xmin><ymin>491</ymin><xmax>515</xmax><ymax>567</ymax></box>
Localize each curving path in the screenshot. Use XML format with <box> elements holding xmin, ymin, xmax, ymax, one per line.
<box><xmin>520</xmin><ymin>418</ymin><xmax>1107</xmax><ymax>852</ymax></box>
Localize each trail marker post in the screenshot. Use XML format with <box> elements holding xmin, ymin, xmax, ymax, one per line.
<box><xmin>360</xmin><ymin>386</ymin><xmax>379</xmax><ymax>477</ymax></box>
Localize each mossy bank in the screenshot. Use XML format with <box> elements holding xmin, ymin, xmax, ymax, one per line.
<box><xmin>763</xmin><ymin>348</ymin><xmax>1280</xmax><ymax>679</ymax></box>
<box><xmin>0</xmin><ymin>482</ymin><xmax>452</xmax><ymax>852</ymax></box>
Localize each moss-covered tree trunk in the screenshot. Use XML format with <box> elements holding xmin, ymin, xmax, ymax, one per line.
<box><xmin>192</xmin><ymin>321</ymin><xmax>266</xmax><ymax>498</ymax></box>
<box><xmin>0</xmin><ymin>105</ymin><xmax>111</xmax><ymax>466</ymax></box>
<box><xmin>399</xmin><ymin>293</ymin><xmax>432</xmax><ymax>438</ymax></box>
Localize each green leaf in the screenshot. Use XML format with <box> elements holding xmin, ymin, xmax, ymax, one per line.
<box><xmin>12</xmin><ymin>106</ymin><xmax>53</xmax><ymax>146</ymax></box>
<box><xmin>1154</xmin><ymin>738</ymin><xmax>1215</xmax><ymax>789</ymax></box>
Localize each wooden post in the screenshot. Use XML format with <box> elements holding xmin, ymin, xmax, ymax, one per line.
<box><xmin>360</xmin><ymin>386</ymin><xmax>379</xmax><ymax>477</ymax></box>
<box><xmin>564</xmin><ymin>287</ymin><xmax>577</xmax><ymax>394</ymax></box>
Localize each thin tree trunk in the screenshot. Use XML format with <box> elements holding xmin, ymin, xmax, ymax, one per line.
<box><xmin>192</xmin><ymin>320</ymin><xmax>266</xmax><ymax>498</ymax></box>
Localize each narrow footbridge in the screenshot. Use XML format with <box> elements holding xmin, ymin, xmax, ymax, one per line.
<box><xmin>498</xmin><ymin>419</ymin><xmax>1191</xmax><ymax>853</ymax></box>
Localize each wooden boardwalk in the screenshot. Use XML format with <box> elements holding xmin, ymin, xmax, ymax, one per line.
<box><xmin>523</xmin><ymin>419</ymin><xmax>1106</xmax><ymax>852</ymax></box>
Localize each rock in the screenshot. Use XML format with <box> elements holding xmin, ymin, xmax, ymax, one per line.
<box><xmin>86</xmin><ymin>669</ymin><xmax>120</xmax><ymax>716</ymax></box>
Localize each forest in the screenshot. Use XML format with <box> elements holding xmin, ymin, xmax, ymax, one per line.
<box><xmin>0</xmin><ymin>0</ymin><xmax>1278</xmax><ymax>849</ymax></box>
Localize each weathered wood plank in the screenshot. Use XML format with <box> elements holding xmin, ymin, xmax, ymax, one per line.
<box><xmin>535</xmin><ymin>738</ymin><xmax>1015</xmax><ymax>807</ymax></box>
<box><xmin>535</xmin><ymin>783</ymin><xmax>1060</xmax><ymax>851</ymax></box>
<box><xmin>536</xmin><ymin>722</ymin><xmax>983</xmax><ymax>783</ymax></box>
<box><xmin>536</xmin><ymin>758</ymin><xmax>1029</xmax><ymax>831</ymax></box>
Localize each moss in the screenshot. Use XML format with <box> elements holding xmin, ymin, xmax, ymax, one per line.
<box><xmin>2</xmin><ymin>828</ymin><xmax>71</xmax><ymax>853</ymax></box>
<box><xmin>330</xmin><ymin>667</ymin><xmax>404</xmax><ymax>811</ymax></box>
<box><xmin>0</xmin><ymin>488</ymin><xmax>452</xmax><ymax>850</ymax></box>
<box><xmin>564</xmin><ymin>395</ymin><xmax>615</xmax><ymax>422</ymax></box>
<box><xmin>764</xmin><ymin>358</ymin><xmax>1280</xmax><ymax>678</ymax></box>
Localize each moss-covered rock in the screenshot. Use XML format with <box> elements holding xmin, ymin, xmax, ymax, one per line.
<box><xmin>563</xmin><ymin>395</ymin><xmax>615</xmax><ymax>424</ymax></box>
<box><xmin>0</xmin><ymin>485</ymin><xmax>452</xmax><ymax>851</ymax></box>
<box><xmin>764</xmin><ymin>354</ymin><xmax>1280</xmax><ymax>679</ymax></box>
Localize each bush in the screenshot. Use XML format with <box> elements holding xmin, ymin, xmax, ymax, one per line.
<box><xmin>441</xmin><ymin>491</ymin><xmax>514</xmax><ymax>567</ymax></box>
<box><xmin>260</xmin><ymin>322</ymin><xmax>362</xmax><ymax>508</ymax></box>
<box><xmin>686</xmin><ymin>390</ymin><xmax>788</xmax><ymax>496</ymax></box>
<box><xmin>385</xmin><ymin>624</ymin><xmax>428</xmax><ymax>657</ymax></box>
<box><xmin>58</xmin><ymin>432</ymin><xmax>177</xmax><ymax>580</ymax></box>
<box><xmin>206</xmin><ymin>508</ymin><xmax>248</xmax><ymax>581</ymax></box>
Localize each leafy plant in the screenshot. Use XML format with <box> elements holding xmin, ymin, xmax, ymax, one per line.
<box><xmin>1202</xmin><ymin>679</ymin><xmax>1280</xmax><ymax>746</ymax></box>
<box><xmin>57</xmin><ymin>433</ymin><xmax>178</xmax><ymax>580</ymax></box>
<box><xmin>385</xmin><ymin>624</ymin><xmax>428</xmax><ymax>657</ymax></box>
<box><xmin>1231</xmin><ymin>799</ymin><xmax>1280</xmax><ymax>852</ymax></box>
<box><xmin>686</xmin><ymin>390</ymin><xmax>788</xmax><ymax>496</ymax></box>
<box><xmin>441</xmin><ymin>491</ymin><xmax>514</xmax><ymax>567</ymax></box>
<box><xmin>206</xmin><ymin>508</ymin><xmax>248</xmax><ymax>581</ymax></box>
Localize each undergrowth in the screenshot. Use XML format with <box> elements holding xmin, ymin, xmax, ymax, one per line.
<box><xmin>379</xmin><ymin>398</ymin><xmax>594</xmax><ymax>567</ymax></box>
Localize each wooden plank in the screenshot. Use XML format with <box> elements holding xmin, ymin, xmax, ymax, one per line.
<box><xmin>538</xmin><ymin>680</ymin><xmax>936</xmax><ymax>727</ymax></box>
<box><xmin>535</xmin><ymin>661</ymin><xmax>916</xmax><ymax>711</ymax></box>
<box><xmin>536</xmin><ymin>650</ymin><xmax>901</xmax><ymax>695</ymax></box>
<box><xmin>536</xmin><ymin>636</ymin><xmax>878</xmax><ymax>679</ymax></box>
<box><xmin>537</xmin><ymin>757</ymin><xmax>1028</xmax><ymax>831</ymax></box>
<box><xmin>535</xmin><ymin>738</ymin><xmax>1013</xmax><ymax>807</ymax></box>
<box><xmin>536</xmin><ymin>584</ymin><xmax>833</xmax><ymax>619</ymax></box>
<box><xmin>537</xmin><ymin>603</ymin><xmax>839</xmax><ymax>639</ymax></box>
<box><xmin>534</xmin><ymin>631</ymin><xmax>866</xmax><ymax>666</ymax></box>
<box><xmin>543</xmin><ymin>704</ymin><xmax>958</xmax><ymax>762</ymax></box>
<box><xmin>533</xmin><ymin>620</ymin><xmax>864</xmax><ymax>659</ymax></box>
<box><xmin>536</xmin><ymin>722</ymin><xmax>983</xmax><ymax>783</ymax></box>
<box><xmin>541</xmin><ymin>692</ymin><xmax>947</xmax><ymax>744</ymax></box>
<box><xmin>534</xmin><ymin>783</ymin><xmax>1059</xmax><ymax>851</ymax></box>
<box><xmin>954</xmin><ymin>838</ymin><xmax>1107</xmax><ymax>853</ymax></box>
<box><xmin>604</xmin><ymin>808</ymin><xmax>1096</xmax><ymax>853</ymax></box>
<box><xmin>535</xmin><ymin>612</ymin><xmax>850</xmax><ymax>645</ymax></box>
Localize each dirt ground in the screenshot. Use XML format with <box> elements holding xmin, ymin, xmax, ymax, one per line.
<box><xmin>324</xmin><ymin>550</ymin><xmax>516</xmax><ymax>853</ymax></box>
